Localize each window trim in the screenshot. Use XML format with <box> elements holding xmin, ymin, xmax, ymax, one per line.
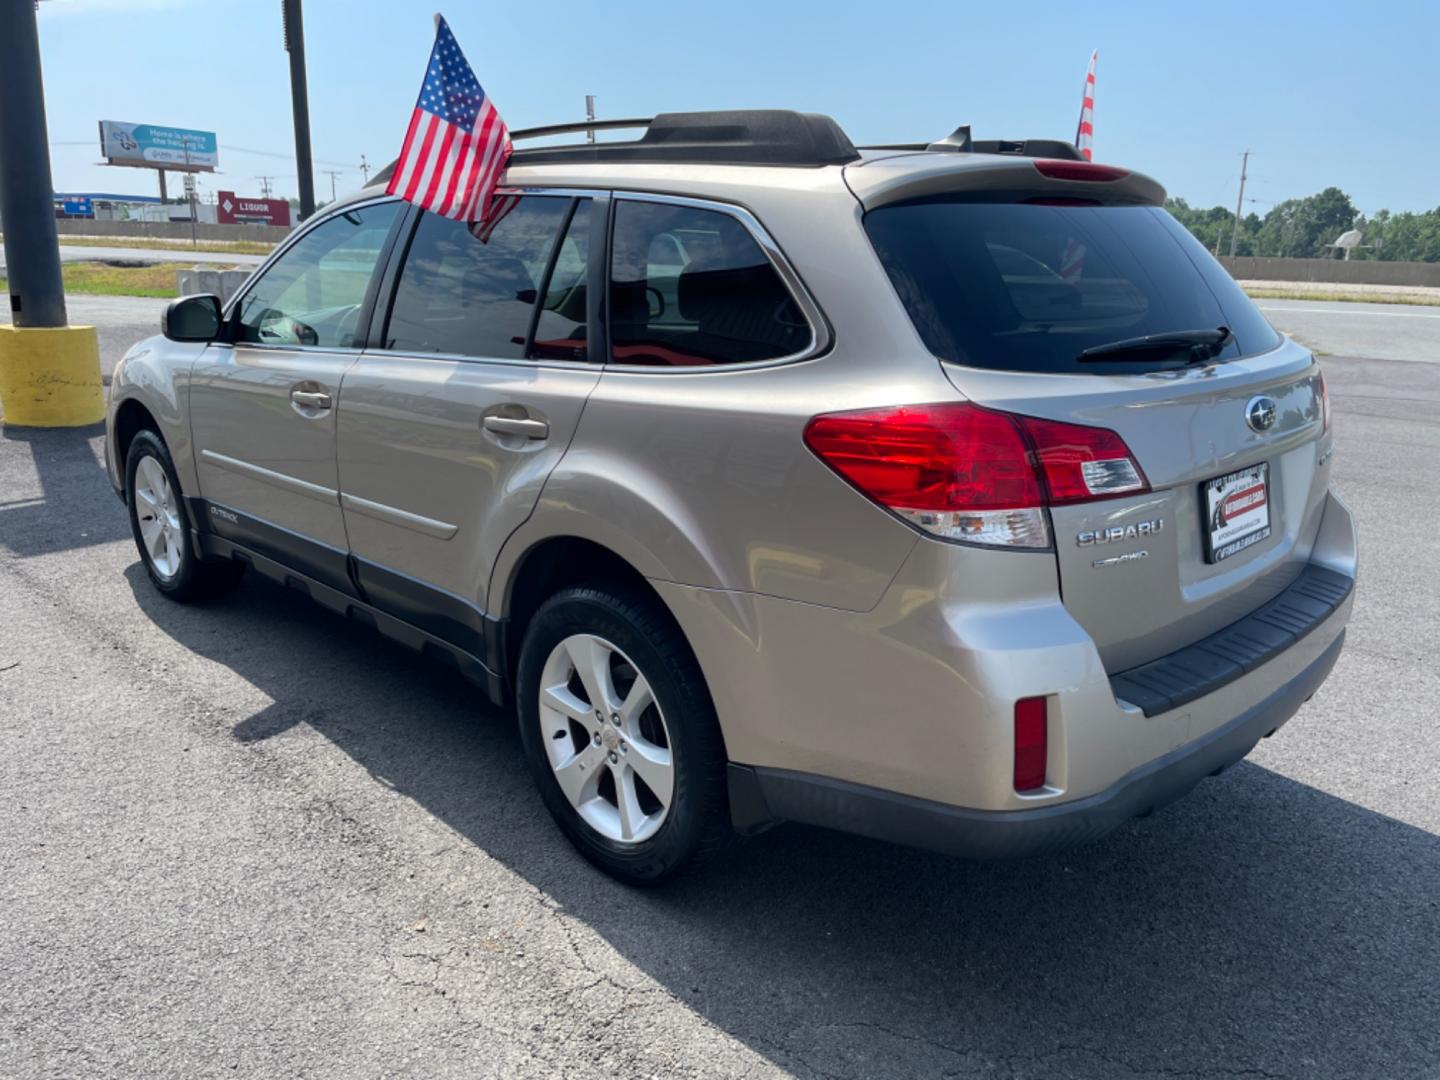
<box><xmin>221</xmin><ymin>195</ymin><xmax>408</xmax><ymax>355</ymax></box>
<box><xmin>601</xmin><ymin>190</ymin><xmax>831</xmax><ymax>374</ymax></box>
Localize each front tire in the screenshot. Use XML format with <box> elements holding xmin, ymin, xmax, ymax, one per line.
<box><xmin>516</xmin><ymin>585</ymin><xmax>731</xmax><ymax>885</ymax></box>
<box><xmin>125</xmin><ymin>429</ymin><xmax>243</xmax><ymax>602</ymax></box>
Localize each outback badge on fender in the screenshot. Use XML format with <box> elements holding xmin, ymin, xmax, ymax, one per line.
<box><xmin>1076</xmin><ymin>519</ymin><xmax>1164</xmax><ymax>547</ymax></box>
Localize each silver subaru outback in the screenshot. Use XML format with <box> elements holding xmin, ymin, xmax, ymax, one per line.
<box><xmin>105</xmin><ymin>111</ymin><xmax>1356</xmax><ymax>884</ymax></box>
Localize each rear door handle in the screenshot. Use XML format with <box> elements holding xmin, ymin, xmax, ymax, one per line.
<box><xmin>482</xmin><ymin>415</ymin><xmax>549</xmax><ymax>439</ymax></box>
<box><xmin>290</xmin><ymin>389</ymin><xmax>332</xmax><ymax>410</ymax></box>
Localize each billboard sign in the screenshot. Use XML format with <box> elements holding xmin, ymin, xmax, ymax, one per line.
<box><xmin>217</xmin><ymin>191</ymin><xmax>292</xmax><ymax>227</ymax></box>
<box><xmin>98</xmin><ymin>121</ymin><xmax>218</xmax><ymax>172</ymax></box>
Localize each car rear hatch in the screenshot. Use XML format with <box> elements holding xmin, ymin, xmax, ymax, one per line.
<box><xmin>848</xmin><ymin>154</ymin><xmax>1333</xmax><ymax>671</ymax></box>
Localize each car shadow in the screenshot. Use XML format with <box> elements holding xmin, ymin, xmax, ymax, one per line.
<box><xmin>126</xmin><ymin>563</ymin><xmax>1438</xmax><ymax>1079</ymax></box>
<box><xmin>0</xmin><ymin>425</ymin><xmax>130</xmax><ymax>557</ymax></box>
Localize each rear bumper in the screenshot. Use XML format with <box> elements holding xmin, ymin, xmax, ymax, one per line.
<box><xmin>729</xmin><ymin>627</ymin><xmax>1344</xmax><ymax>858</ymax></box>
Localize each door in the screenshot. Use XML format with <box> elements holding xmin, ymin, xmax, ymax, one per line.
<box><xmin>336</xmin><ymin>195</ymin><xmax>601</xmax><ymax>648</ymax></box>
<box><xmin>188</xmin><ymin>200</ymin><xmax>402</xmax><ymax>592</ymax></box>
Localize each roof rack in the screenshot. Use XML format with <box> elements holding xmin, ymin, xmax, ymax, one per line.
<box><xmin>860</xmin><ymin>126</ymin><xmax>1084</xmax><ymax>162</ymax></box>
<box><xmin>365</xmin><ymin>111</ymin><xmax>1081</xmax><ymax>188</ymax></box>
<box><xmin>509</xmin><ymin>110</ymin><xmax>861</xmax><ymax>167</ymax></box>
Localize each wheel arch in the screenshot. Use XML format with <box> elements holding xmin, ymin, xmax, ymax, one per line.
<box><xmin>499</xmin><ymin>534</ymin><xmax>671</xmax><ymax>681</ymax></box>
<box><xmin>113</xmin><ymin>397</ymin><xmax>163</xmax><ymax>486</ymax></box>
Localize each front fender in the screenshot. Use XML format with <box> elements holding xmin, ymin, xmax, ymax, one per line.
<box><xmin>106</xmin><ymin>334</ymin><xmax>206</xmax><ymax>496</ymax></box>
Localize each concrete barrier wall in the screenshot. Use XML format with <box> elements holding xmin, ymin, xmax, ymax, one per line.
<box><xmin>1219</xmin><ymin>256</ymin><xmax>1440</xmax><ymax>288</ymax></box>
<box><xmin>175</xmin><ymin>266</ymin><xmax>255</xmax><ymax>305</ymax></box>
<box><xmin>55</xmin><ymin>218</ymin><xmax>291</xmax><ymax>244</ymax></box>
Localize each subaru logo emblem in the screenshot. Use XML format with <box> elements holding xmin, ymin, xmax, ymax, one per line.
<box><xmin>1246</xmin><ymin>396</ymin><xmax>1277</xmax><ymax>432</ymax></box>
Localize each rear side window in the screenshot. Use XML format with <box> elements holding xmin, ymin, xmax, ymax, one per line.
<box><xmin>609</xmin><ymin>200</ymin><xmax>810</xmax><ymax>366</ymax></box>
<box><xmin>864</xmin><ymin>200</ymin><xmax>1282</xmax><ymax>374</ymax></box>
<box><xmin>383</xmin><ymin>195</ymin><xmax>573</xmax><ymax>359</ymax></box>
<box><xmin>531</xmin><ymin>200</ymin><xmax>593</xmax><ymax>362</ymax></box>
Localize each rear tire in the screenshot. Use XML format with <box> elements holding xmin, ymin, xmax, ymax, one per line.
<box><xmin>125</xmin><ymin>429</ymin><xmax>244</xmax><ymax>602</ymax></box>
<box><xmin>516</xmin><ymin>584</ymin><xmax>732</xmax><ymax>885</ymax></box>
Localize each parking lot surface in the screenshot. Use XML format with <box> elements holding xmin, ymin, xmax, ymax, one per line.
<box><xmin>2</xmin><ymin>316</ymin><xmax>1438</xmax><ymax>1078</ymax></box>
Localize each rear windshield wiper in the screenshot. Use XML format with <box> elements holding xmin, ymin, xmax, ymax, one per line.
<box><xmin>1077</xmin><ymin>326</ymin><xmax>1234</xmax><ymax>365</ymax></box>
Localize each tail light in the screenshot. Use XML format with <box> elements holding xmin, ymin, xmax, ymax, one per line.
<box><xmin>1032</xmin><ymin>159</ymin><xmax>1130</xmax><ymax>182</ymax></box>
<box><xmin>1014</xmin><ymin>696</ymin><xmax>1049</xmax><ymax>792</ymax></box>
<box><xmin>803</xmin><ymin>402</ymin><xmax>1148</xmax><ymax>548</ymax></box>
<box><xmin>1317</xmin><ymin>368</ymin><xmax>1331</xmax><ymax>434</ymax></box>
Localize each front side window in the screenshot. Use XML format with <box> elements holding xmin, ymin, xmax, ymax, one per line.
<box><xmin>235</xmin><ymin>201</ymin><xmax>399</xmax><ymax>349</ymax></box>
<box><xmin>609</xmin><ymin>200</ymin><xmax>811</xmax><ymax>367</ymax></box>
<box><xmin>383</xmin><ymin>196</ymin><xmax>575</xmax><ymax>360</ymax></box>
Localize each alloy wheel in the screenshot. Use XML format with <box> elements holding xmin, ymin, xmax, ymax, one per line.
<box><xmin>134</xmin><ymin>455</ymin><xmax>183</xmax><ymax>580</ymax></box>
<box><xmin>537</xmin><ymin>633</ymin><xmax>675</xmax><ymax>844</ymax></box>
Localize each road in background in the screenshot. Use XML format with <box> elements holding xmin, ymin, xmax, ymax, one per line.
<box><xmin>0</xmin><ymin>244</ymin><xmax>266</xmax><ymax>272</ymax></box>
<box><xmin>1260</xmin><ymin>298</ymin><xmax>1440</xmax><ymax>364</ymax></box>
<box><xmin>2</xmin><ymin>307</ymin><xmax>1438</xmax><ymax>1077</ymax></box>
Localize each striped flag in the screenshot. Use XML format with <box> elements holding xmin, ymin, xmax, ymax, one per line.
<box><xmin>387</xmin><ymin>15</ymin><xmax>512</xmax><ymax>223</ymax></box>
<box><xmin>1075</xmin><ymin>50</ymin><xmax>1097</xmax><ymax>161</ymax></box>
<box><xmin>469</xmin><ymin>191</ymin><xmax>520</xmax><ymax>244</ymax></box>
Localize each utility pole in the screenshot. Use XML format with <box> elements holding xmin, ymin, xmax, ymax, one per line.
<box><xmin>322</xmin><ymin>169</ymin><xmax>342</xmax><ymax>202</ymax></box>
<box><xmin>359</xmin><ymin>154</ymin><xmax>370</xmax><ymax>184</ymax></box>
<box><xmin>0</xmin><ymin>0</ymin><xmax>103</xmax><ymax>426</ymax></box>
<box><xmin>1228</xmin><ymin>150</ymin><xmax>1250</xmax><ymax>259</ymax></box>
<box><xmin>585</xmin><ymin>95</ymin><xmax>597</xmax><ymax>143</ymax></box>
<box><xmin>256</xmin><ymin>175</ymin><xmax>275</xmax><ymax>198</ymax></box>
<box><xmin>282</xmin><ymin>0</ymin><xmax>316</xmax><ymax>220</ymax></box>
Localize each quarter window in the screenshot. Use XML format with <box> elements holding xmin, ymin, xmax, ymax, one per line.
<box><xmin>235</xmin><ymin>201</ymin><xmax>399</xmax><ymax>349</ymax></box>
<box><xmin>383</xmin><ymin>196</ymin><xmax>576</xmax><ymax>360</ymax></box>
<box><xmin>608</xmin><ymin>201</ymin><xmax>810</xmax><ymax>366</ymax></box>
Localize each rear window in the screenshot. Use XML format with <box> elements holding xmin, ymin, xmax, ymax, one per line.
<box><xmin>864</xmin><ymin>199</ymin><xmax>1281</xmax><ymax>374</ymax></box>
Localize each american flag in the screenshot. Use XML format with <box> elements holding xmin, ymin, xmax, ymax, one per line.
<box><xmin>387</xmin><ymin>15</ymin><xmax>511</xmax><ymax>222</ymax></box>
<box><xmin>1074</xmin><ymin>50</ymin><xmax>1097</xmax><ymax>161</ymax></box>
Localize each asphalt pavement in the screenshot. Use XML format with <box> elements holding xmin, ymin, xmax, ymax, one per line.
<box><xmin>2</xmin><ymin>304</ymin><xmax>1439</xmax><ymax>1079</ymax></box>
<box><xmin>1258</xmin><ymin>297</ymin><xmax>1440</xmax><ymax>364</ymax></box>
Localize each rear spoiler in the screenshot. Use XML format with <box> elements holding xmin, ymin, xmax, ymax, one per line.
<box><xmin>845</xmin><ymin>150</ymin><xmax>1167</xmax><ymax>211</ymax></box>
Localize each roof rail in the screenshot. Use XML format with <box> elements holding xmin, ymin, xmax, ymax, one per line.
<box><xmin>366</xmin><ymin>110</ymin><xmax>859</xmax><ymax>187</ymax></box>
<box><xmin>510</xmin><ymin>110</ymin><xmax>861</xmax><ymax>167</ymax></box>
<box><xmin>859</xmin><ymin>131</ymin><xmax>1085</xmax><ymax>162</ymax></box>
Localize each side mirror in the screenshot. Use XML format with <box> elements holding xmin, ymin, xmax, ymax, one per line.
<box><xmin>163</xmin><ymin>294</ymin><xmax>223</xmax><ymax>343</ymax></box>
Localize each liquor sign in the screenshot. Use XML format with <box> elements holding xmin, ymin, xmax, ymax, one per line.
<box><xmin>216</xmin><ymin>191</ymin><xmax>292</xmax><ymax>227</ymax></box>
<box><xmin>99</xmin><ymin>120</ymin><xmax>218</xmax><ymax>172</ymax></box>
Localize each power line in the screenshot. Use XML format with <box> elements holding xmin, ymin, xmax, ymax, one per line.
<box><xmin>48</xmin><ymin>139</ymin><xmax>357</xmax><ymax>169</ymax></box>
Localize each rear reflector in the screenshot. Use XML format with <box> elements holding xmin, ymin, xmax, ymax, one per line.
<box><xmin>1014</xmin><ymin>697</ymin><xmax>1048</xmax><ymax>792</ymax></box>
<box><xmin>1033</xmin><ymin>159</ymin><xmax>1130</xmax><ymax>183</ymax></box>
<box><xmin>803</xmin><ymin>402</ymin><xmax>1148</xmax><ymax>548</ymax></box>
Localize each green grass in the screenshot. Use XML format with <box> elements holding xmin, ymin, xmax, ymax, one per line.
<box><xmin>1243</xmin><ymin>285</ymin><xmax>1440</xmax><ymax>308</ymax></box>
<box><xmin>0</xmin><ymin>261</ymin><xmax>195</xmax><ymax>299</ymax></box>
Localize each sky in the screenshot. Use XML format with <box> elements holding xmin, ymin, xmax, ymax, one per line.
<box><xmin>35</xmin><ymin>0</ymin><xmax>1440</xmax><ymax>217</ymax></box>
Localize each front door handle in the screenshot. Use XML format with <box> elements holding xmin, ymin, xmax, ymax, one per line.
<box><xmin>482</xmin><ymin>415</ymin><xmax>549</xmax><ymax>440</ymax></box>
<box><xmin>290</xmin><ymin>389</ymin><xmax>332</xmax><ymax>411</ymax></box>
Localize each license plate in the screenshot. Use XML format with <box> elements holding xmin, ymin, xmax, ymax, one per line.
<box><xmin>1203</xmin><ymin>462</ymin><xmax>1271</xmax><ymax>563</ymax></box>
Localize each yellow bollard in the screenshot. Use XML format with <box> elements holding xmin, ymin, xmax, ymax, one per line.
<box><xmin>0</xmin><ymin>323</ymin><xmax>105</xmax><ymax>427</ymax></box>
